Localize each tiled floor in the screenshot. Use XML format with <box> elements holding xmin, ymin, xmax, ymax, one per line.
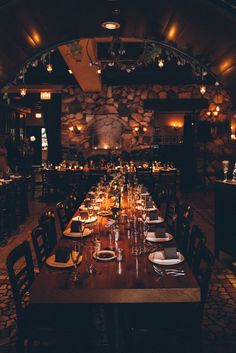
<box><xmin>0</xmin><ymin>190</ymin><xmax>236</xmax><ymax>353</ymax></box>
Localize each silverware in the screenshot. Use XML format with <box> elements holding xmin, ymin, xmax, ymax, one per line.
<box><xmin>153</xmin><ymin>265</ymin><xmax>185</xmax><ymax>277</ymax></box>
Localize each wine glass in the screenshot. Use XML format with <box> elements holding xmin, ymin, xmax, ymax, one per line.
<box><xmin>143</xmin><ymin>223</ymin><xmax>149</xmax><ymax>253</ymax></box>
<box><xmin>222</xmin><ymin>160</ymin><xmax>229</xmax><ymax>182</ymax></box>
<box><xmin>70</xmin><ymin>241</ymin><xmax>82</xmax><ymax>282</ymax></box>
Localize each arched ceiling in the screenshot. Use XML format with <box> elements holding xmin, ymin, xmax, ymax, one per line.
<box><xmin>1</xmin><ymin>0</ymin><xmax>236</xmax><ymax>104</ymax></box>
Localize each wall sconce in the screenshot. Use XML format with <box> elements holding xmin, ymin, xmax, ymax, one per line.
<box><xmin>35</xmin><ymin>112</ymin><xmax>42</xmax><ymax>119</ymax></box>
<box><xmin>69</xmin><ymin>125</ymin><xmax>82</xmax><ymax>134</ymax></box>
<box><xmin>133</xmin><ymin>126</ymin><xmax>148</xmax><ymax>135</ymax></box>
<box><xmin>40</xmin><ymin>91</ymin><xmax>51</xmax><ymax>100</ymax></box>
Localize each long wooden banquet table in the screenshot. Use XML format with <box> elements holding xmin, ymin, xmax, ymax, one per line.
<box><xmin>29</xmin><ymin>182</ymin><xmax>201</xmax><ymax>351</ymax></box>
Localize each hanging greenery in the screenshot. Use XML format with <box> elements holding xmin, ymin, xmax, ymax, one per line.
<box><xmin>1</xmin><ymin>38</ymin><xmax>217</xmax><ymax>104</ymax></box>
<box><xmin>67</xmin><ymin>40</ymin><xmax>83</xmax><ymax>62</ymax></box>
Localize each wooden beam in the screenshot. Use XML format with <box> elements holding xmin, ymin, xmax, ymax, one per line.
<box><xmin>2</xmin><ymin>85</ymin><xmax>63</xmax><ymax>94</ymax></box>
<box><xmin>59</xmin><ymin>39</ymin><xmax>102</xmax><ymax>92</ymax></box>
<box><xmin>143</xmin><ymin>99</ymin><xmax>209</xmax><ymax>111</ymax></box>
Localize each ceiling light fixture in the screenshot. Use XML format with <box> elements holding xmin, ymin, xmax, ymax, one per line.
<box><xmin>68</xmin><ymin>69</ymin><xmax>73</xmax><ymax>74</ymax></box>
<box><xmin>101</xmin><ymin>21</ymin><xmax>120</xmax><ymax>30</ymax></box>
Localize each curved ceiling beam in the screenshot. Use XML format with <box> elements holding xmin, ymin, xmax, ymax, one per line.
<box><xmin>0</xmin><ymin>0</ymin><xmax>236</xmax><ymax>105</ymax></box>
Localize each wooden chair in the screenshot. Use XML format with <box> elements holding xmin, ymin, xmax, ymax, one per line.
<box><xmin>6</xmin><ymin>241</ymin><xmax>35</xmax><ymax>352</ymax></box>
<box><xmin>56</xmin><ymin>200</ymin><xmax>71</xmax><ymax>232</ymax></box>
<box><xmin>7</xmin><ymin>241</ymin><xmax>83</xmax><ymax>352</ymax></box>
<box><xmin>38</xmin><ymin>210</ymin><xmax>57</xmax><ymax>252</ymax></box>
<box><xmin>31</xmin><ymin>226</ymin><xmax>50</xmax><ymax>270</ymax></box>
<box><xmin>158</xmin><ymin>170</ymin><xmax>177</xmax><ymax>202</ymax></box>
<box><xmin>194</xmin><ymin>245</ymin><xmax>214</xmax><ymax>316</ymax></box>
<box><xmin>165</xmin><ymin>198</ymin><xmax>179</xmax><ymax>235</ymax></box>
<box><xmin>187</xmin><ymin>225</ymin><xmax>206</xmax><ymax>273</ymax></box>
<box><xmin>176</xmin><ymin>202</ymin><xmax>194</xmax><ymax>254</ymax></box>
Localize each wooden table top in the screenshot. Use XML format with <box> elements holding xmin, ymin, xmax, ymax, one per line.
<box><xmin>30</xmin><ymin>190</ymin><xmax>200</xmax><ymax>305</ymax></box>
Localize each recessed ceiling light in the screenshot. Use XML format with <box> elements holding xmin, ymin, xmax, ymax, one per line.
<box><xmin>101</xmin><ymin>21</ymin><xmax>120</xmax><ymax>30</ymax></box>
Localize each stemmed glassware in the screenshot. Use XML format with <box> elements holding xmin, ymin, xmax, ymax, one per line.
<box><xmin>70</xmin><ymin>241</ymin><xmax>82</xmax><ymax>282</ymax></box>
<box><xmin>222</xmin><ymin>160</ymin><xmax>229</xmax><ymax>182</ymax></box>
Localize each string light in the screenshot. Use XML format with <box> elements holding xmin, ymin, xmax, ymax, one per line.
<box><xmin>20</xmin><ymin>88</ymin><xmax>27</xmax><ymax>97</ymax></box>
<box><xmin>158</xmin><ymin>58</ymin><xmax>165</xmax><ymax>68</ymax></box>
<box><xmin>47</xmin><ymin>53</ymin><xmax>53</xmax><ymax>72</ymax></box>
<box><xmin>200</xmin><ymin>84</ymin><xmax>206</xmax><ymax>95</ymax></box>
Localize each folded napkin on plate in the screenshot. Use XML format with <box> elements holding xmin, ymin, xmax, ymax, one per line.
<box><xmin>141</xmin><ymin>185</ymin><xmax>148</xmax><ymax>193</ymax></box>
<box><xmin>84</xmin><ymin>200</ymin><xmax>91</xmax><ymax>207</ymax></box>
<box><xmin>145</xmin><ymin>197</ymin><xmax>153</xmax><ymax>209</ymax></box>
<box><xmin>55</xmin><ymin>248</ymin><xmax>70</xmax><ymax>263</ymax></box>
<box><xmin>164</xmin><ymin>246</ymin><xmax>178</xmax><ymax>259</ymax></box>
<box><xmin>149</xmin><ymin>210</ymin><xmax>159</xmax><ymax>220</ymax></box>
<box><xmin>79</xmin><ymin>211</ymin><xmax>89</xmax><ymax>220</ymax></box>
<box><xmin>155</xmin><ymin>227</ymin><xmax>166</xmax><ymax>238</ymax></box>
<box><xmin>70</xmin><ymin>220</ymin><xmax>82</xmax><ymax>233</ymax></box>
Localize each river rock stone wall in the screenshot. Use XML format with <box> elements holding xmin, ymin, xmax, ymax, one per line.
<box><xmin>61</xmin><ymin>84</ymin><xmax>234</xmax><ymax>183</ymax></box>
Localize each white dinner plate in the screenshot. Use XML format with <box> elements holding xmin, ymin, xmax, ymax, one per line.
<box><xmin>93</xmin><ymin>250</ymin><xmax>116</xmax><ymax>261</ymax></box>
<box><xmin>97</xmin><ymin>210</ymin><xmax>113</xmax><ymax>217</ymax></box>
<box><xmin>63</xmin><ymin>228</ymin><xmax>92</xmax><ymax>238</ymax></box>
<box><xmin>73</xmin><ymin>216</ymin><xmax>97</xmax><ymax>223</ymax></box>
<box><xmin>146</xmin><ymin>217</ymin><xmax>164</xmax><ymax>224</ymax></box>
<box><xmin>148</xmin><ymin>251</ymin><xmax>184</xmax><ymax>265</ymax></box>
<box><xmin>146</xmin><ymin>232</ymin><xmax>173</xmax><ymax>243</ymax></box>
<box><xmin>46</xmin><ymin>254</ymin><xmax>82</xmax><ymax>268</ymax></box>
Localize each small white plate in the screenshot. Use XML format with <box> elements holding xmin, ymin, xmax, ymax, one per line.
<box><xmin>146</xmin><ymin>232</ymin><xmax>173</xmax><ymax>243</ymax></box>
<box><xmin>147</xmin><ymin>217</ymin><xmax>164</xmax><ymax>224</ymax></box>
<box><xmin>136</xmin><ymin>206</ymin><xmax>157</xmax><ymax>211</ymax></box>
<box><xmin>73</xmin><ymin>216</ymin><xmax>97</xmax><ymax>223</ymax></box>
<box><xmin>46</xmin><ymin>254</ymin><xmax>82</xmax><ymax>268</ymax></box>
<box><xmin>63</xmin><ymin>228</ymin><xmax>92</xmax><ymax>238</ymax></box>
<box><xmin>148</xmin><ymin>251</ymin><xmax>184</xmax><ymax>265</ymax></box>
<box><xmin>93</xmin><ymin>250</ymin><xmax>116</xmax><ymax>261</ymax></box>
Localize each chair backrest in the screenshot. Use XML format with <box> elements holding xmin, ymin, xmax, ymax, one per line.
<box><xmin>31</xmin><ymin>226</ymin><xmax>50</xmax><ymax>269</ymax></box>
<box><xmin>56</xmin><ymin>200</ymin><xmax>71</xmax><ymax>232</ymax></box>
<box><xmin>6</xmin><ymin>241</ymin><xmax>35</xmax><ymax>327</ymax></box>
<box><xmin>175</xmin><ymin>202</ymin><xmax>194</xmax><ymax>253</ymax></box>
<box><xmin>188</xmin><ymin>225</ymin><xmax>206</xmax><ymax>273</ymax></box>
<box><xmin>165</xmin><ymin>199</ymin><xmax>179</xmax><ymax>235</ymax></box>
<box><xmin>38</xmin><ymin>210</ymin><xmax>57</xmax><ymax>252</ymax></box>
<box><xmin>194</xmin><ymin>245</ymin><xmax>214</xmax><ymax>311</ymax></box>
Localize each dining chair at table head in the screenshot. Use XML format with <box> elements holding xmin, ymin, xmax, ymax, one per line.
<box><xmin>31</xmin><ymin>226</ymin><xmax>50</xmax><ymax>270</ymax></box>
<box><xmin>56</xmin><ymin>200</ymin><xmax>71</xmax><ymax>232</ymax></box>
<box><xmin>38</xmin><ymin>209</ymin><xmax>57</xmax><ymax>252</ymax></box>
<box><xmin>6</xmin><ymin>241</ymin><xmax>35</xmax><ymax>347</ymax></box>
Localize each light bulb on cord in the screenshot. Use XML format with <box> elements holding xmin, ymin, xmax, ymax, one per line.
<box><xmin>47</xmin><ymin>63</ymin><xmax>53</xmax><ymax>72</ymax></box>
<box><xmin>20</xmin><ymin>87</ymin><xmax>27</xmax><ymax>97</ymax></box>
<box><xmin>200</xmin><ymin>84</ymin><xmax>206</xmax><ymax>95</ymax></box>
<box><xmin>157</xmin><ymin>58</ymin><xmax>164</xmax><ymax>68</ymax></box>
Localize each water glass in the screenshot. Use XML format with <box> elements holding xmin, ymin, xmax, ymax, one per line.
<box><xmin>85</xmin><ymin>246</ymin><xmax>96</xmax><ymax>275</ymax></box>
